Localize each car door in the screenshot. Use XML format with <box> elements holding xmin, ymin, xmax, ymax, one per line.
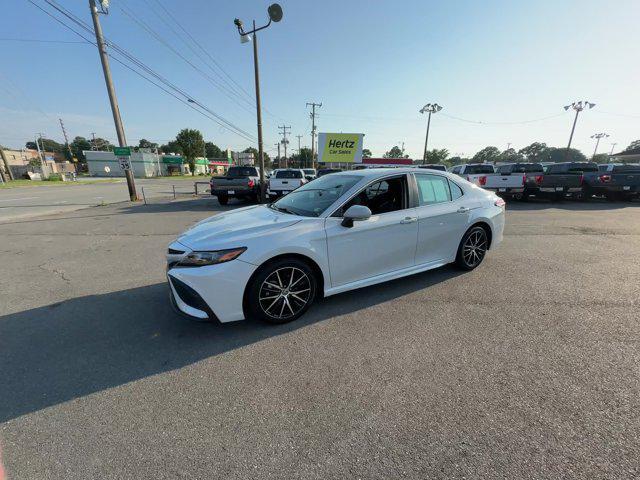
<box><xmin>324</xmin><ymin>174</ymin><xmax>418</xmax><ymax>287</ymax></box>
<box><xmin>413</xmin><ymin>173</ymin><xmax>470</xmax><ymax>265</ymax></box>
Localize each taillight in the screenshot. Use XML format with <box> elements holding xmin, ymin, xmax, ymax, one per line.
<box><xmin>534</xmin><ymin>175</ymin><xmax>544</xmax><ymax>185</ymax></box>
<box><xmin>465</xmin><ymin>175</ymin><xmax>471</xmax><ymax>182</ymax></box>
<box><xmin>579</xmin><ymin>174</ymin><xmax>584</xmax><ymax>186</ymax></box>
<box><xmin>522</xmin><ymin>174</ymin><xmax>526</xmax><ymax>186</ymax></box>
<box><xmin>599</xmin><ymin>174</ymin><xmax>611</xmax><ymax>183</ymax></box>
<box><xmin>495</xmin><ymin>198</ymin><xmax>506</xmax><ymax>207</ymax></box>
<box><xmin>248</xmin><ymin>179</ymin><xmax>255</xmax><ymax>188</ymax></box>
<box><xmin>478</xmin><ymin>176</ymin><xmax>487</xmax><ymax>186</ymax></box>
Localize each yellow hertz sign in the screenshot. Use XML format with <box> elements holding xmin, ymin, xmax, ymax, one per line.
<box><xmin>318</xmin><ymin>133</ymin><xmax>364</xmax><ymax>163</ymax></box>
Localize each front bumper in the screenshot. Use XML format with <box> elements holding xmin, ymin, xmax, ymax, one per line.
<box><xmin>167</xmin><ymin>259</ymin><xmax>257</xmax><ymax>322</ymax></box>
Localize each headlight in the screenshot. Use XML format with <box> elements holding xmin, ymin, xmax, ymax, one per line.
<box><xmin>176</xmin><ymin>247</ymin><xmax>247</xmax><ymax>267</ymax></box>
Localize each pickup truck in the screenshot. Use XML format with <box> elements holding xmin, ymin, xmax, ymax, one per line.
<box><xmin>471</xmin><ymin>163</ymin><xmax>545</xmax><ymax>200</ymax></box>
<box><xmin>582</xmin><ymin>164</ymin><xmax>640</xmax><ymax>200</ymax></box>
<box><xmin>267</xmin><ymin>169</ymin><xmax>308</xmax><ymax>199</ymax></box>
<box><xmin>417</xmin><ymin>164</ymin><xmax>447</xmax><ymax>171</ymax></box>
<box><xmin>210</xmin><ymin>166</ymin><xmax>261</xmax><ymax>205</ymax></box>
<box><xmin>450</xmin><ymin>163</ymin><xmax>496</xmax><ymax>184</ymax></box>
<box><xmin>534</xmin><ymin>162</ymin><xmax>598</xmax><ymax>200</ymax></box>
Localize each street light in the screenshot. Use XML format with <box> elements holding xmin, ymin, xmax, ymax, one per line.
<box><xmin>419</xmin><ymin>103</ymin><xmax>443</xmax><ymax>164</ymax></box>
<box><xmin>563</xmin><ymin>100</ymin><xmax>595</xmax><ymax>162</ymax></box>
<box><xmin>590</xmin><ymin>132</ymin><xmax>609</xmax><ymax>159</ymax></box>
<box><xmin>233</xmin><ymin>4</ymin><xmax>283</xmax><ymax>203</ymax></box>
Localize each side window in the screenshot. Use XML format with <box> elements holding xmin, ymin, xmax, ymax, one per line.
<box><xmin>338</xmin><ymin>176</ymin><xmax>406</xmax><ymax>216</ymax></box>
<box><xmin>415</xmin><ymin>174</ymin><xmax>451</xmax><ymax>206</ymax></box>
<box><xmin>451</xmin><ymin>166</ymin><xmax>461</xmax><ymax>174</ymax></box>
<box><xmin>449</xmin><ymin>180</ymin><xmax>464</xmax><ymax>200</ymax></box>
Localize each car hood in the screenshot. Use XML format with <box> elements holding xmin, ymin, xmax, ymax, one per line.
<box><xmin>177</xmin><ymin>205</ymin><xmax>301</xmax><ymax>251</ymax></box>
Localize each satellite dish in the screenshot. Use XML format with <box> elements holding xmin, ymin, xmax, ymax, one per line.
<box><xmin>268</xmin><ymin>4</ymin><xmax>283</xmax><ymax>22</ymax></box>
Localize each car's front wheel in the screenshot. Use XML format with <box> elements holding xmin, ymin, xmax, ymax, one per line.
<box><xmin>455</xmin><ymin>226</ymin><xmax>489</xmax><ymax>270</ymax></box>
<box><xmin>246</xmin><ymin>258</ymin><xmax>317</xmax><ymax>324</ymax></box>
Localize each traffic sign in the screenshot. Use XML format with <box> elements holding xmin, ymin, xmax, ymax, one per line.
<box><xmin>113</xmin><ymin>146</ymin><xmax>131</xmax><ymax>156</ymax></box>
<box><xmin>118</xmin><ymin>156</ymin><xmax>131</xmax><ymax>170</ymax></box>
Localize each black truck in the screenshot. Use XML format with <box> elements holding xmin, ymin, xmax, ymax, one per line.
<box><xmin>582</xmin><ymin>164</ymin><xmax>640</xmax><ymax>201</ymax></box>
<box><xmin>210</xmin><ymin>166</ymin><xmax>262</xmax><ymax>205</ymax></box>
<box><xmin>534</xmin><ymin>162</ymin><xmax>598</xmax><ymax>200</ymax></box>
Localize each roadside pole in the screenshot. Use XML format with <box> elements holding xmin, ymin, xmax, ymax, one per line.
<box><xmin>306</xmin><ymin>102</ymin><xmax>322</xmax><ymax>170</ymax></box>
<box><xmin>88</xmin><ymin>0</ymin><xmax>138</xmax><ymax>201</ymax></box>
<box><xmin>0</xmin><ymin>148</ymin><xmax>14</xmax><ymax>181</ymax></box>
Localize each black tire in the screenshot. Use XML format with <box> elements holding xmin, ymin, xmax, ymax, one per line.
<box><xmin>246</xmin><ymin>258</ymin><xmax>317</xmax><ymax>324</ymax></box>
<box><xmin>217</xmin><ymin>194</ymin><xmax>229</xmax><ymax>205</ymax></box>
<box><xmin>455</xmin><ymin>225</ymin><xmax>489</xmax><ymax>271</ymax></box>
<box><xmin>512</xmin><ymin>193</ymin><xmax>524</xmax><ymax>201</ymax></box>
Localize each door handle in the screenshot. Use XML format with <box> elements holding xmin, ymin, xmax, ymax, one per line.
<box><xmin>457</xmin><ymin>207</ymin><xmax>470</xmax><ymax>213</ymax></box>
<box><xmin>400</xmin><ymin>216</ymin><xmax>417</xmax><ymax>224</ymax></box>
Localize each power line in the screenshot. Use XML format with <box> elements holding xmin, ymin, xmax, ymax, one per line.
<box><xmin>31</xmin><ymin>0</ymin><xmax>256</xmax><ymax>142</ymax></box>
<box><xmin>0</xmin><ymin>37</ymin><xmax>88</xmax><ymax>44</ymax></box>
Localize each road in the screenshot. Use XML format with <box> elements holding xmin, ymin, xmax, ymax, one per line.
<box><xmin>0</xmin><ymin>177</ymin><xmax>206</xmax><ymax>222</ymax></box>
<box><xmin>1</xmin><ymin>198</ymin><xmax>639</xmax><ymax>479</ymax></box>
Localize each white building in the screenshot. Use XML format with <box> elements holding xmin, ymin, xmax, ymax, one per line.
<box><xmin>85</xmin><ymin>150</ymin><xmax>163</xmax><ymax>177</ymax></box>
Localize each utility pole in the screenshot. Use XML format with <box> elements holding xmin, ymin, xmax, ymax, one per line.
<box><xmin>89</xmin><ymin>0</ymin><xmax>137</xmax><ymax>201</ymax></box>
<box><xmin>306</xmin><ymin>102</ymin><xmax>322</xmax><ymax>169</ymax></box>
<box><xmin>295</xmin><ymin>134</ymin><xmax>303</xmax><ymax>167</ymax></box>
<box><xmin>590</xmin><ymin>133</ymin><xmax>609</xmax><ymax>159</ymax></box>
<box><xmin>59</xmin><ymin>118</ymin><xmax>73</xmax><ymax>160</ymax></box>
<box><xmin>278</xmin><ymin>125</ymin><xmax>291</xmax><ymax>168</ymax></box>
<box><xmin>563</xmin><ymin>100</ymin><xmax>595</xmax><ymax>162</ymax></box>
<box><xmin>419</xmin><ymin>103</ymin><xmax>443</xmax><ymax>164</ymax></box>
<box><xmin>609</xmin><ymin>143</ymin><xmax>617</xmax><ymax>156</ymax></box>
<box><xmin>275</xmin><ymin>143</ymin><xmax>281</xmax><ymax>168</ymax></box>
<box><xmin>91</xmin><ymin>132</ymin><xmax>97</xmax><ymax>150</ymax></box>
<box><xmin>507</xmin><ymin>142</ymin><xmax>512</xmax><ymax>150</ymax></box>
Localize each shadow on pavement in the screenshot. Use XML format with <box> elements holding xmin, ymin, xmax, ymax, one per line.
<box><xmin>506</xmin><ymin>197</ymin><xmax>639</xmax><ymax>211</ymax></box>
<box><xmin>0</xmin><ymin>266</ymin><xmax>463</xmax><ymax>423</ymax></box>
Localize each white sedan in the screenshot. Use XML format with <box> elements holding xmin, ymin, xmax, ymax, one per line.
<box><xmin>167</xmin><ymin>168</ymin><xmax>505</xmax><ymax>324</ymax></box>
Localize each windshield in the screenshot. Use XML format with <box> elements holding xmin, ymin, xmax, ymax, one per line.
<box><xmin>271</xmin><ymin>174</ymin><xmax>361</xmax><ymax>217</ymax></box>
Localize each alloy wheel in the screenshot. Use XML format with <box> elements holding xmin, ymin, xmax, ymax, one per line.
<box><xmin>462</xmin><ymin>228</ymin><xmax>487</xmax><ymax>268</ymax></box>
<box><xmin>258</xmin><ymin>267</ymin><xmax>312</xmax><ymax>320</ymax></box>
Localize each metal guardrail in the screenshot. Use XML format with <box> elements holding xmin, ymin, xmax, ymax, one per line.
<box><xmin>139</xmin><ymin>181</ymin><xmax>211</xmax><ymax>205</ymax></box>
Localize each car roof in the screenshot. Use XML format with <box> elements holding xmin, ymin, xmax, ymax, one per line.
<box><xmin>330</xmin><ymin>167</ymin><xmax>457</xmax><ymax>179</ymax></box>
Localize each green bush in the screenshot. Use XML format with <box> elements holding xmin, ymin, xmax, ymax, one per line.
<box><xmin>44</xmin><ymin>173</ymin><xmax>63</xmax><ymax>182</ymax></box>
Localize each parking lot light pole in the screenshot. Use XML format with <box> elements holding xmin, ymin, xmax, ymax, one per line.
<box><xmin>419</xmin><ymin>103</ymin><xmax>443</xmax><ymax>164</ymax></box>
<box><xmin>233</xmin><ymin>4</ymin><xmax>283</xmax><ymax>203</ymax></box>
<box><xmin>563</xmin><ymin>101</ymin><xmax>595</xmax><ymax>162</ymax></box>
<box><xmin>590</xmin><ymin>133</ymin><xmax>609</xmax><ymax>160</ymax></box>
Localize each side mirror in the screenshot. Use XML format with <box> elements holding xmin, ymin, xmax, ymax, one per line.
<box><xmin>341</xmin><ymin>205</ymin><xmax>372</xmax><ymax>228</ymax></box>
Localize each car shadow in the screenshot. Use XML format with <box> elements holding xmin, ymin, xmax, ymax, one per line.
<box><xmin>0</xmin><ymin>265</ymin><xmax>463</xmax><ymax>422</ymax></box>
<box><xmin>506</xmin><ymin>197</ymin><xmax>639</xmax><ymax>211</ymax></box>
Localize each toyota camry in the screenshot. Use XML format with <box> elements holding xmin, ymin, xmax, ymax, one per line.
<box><xmin>167</xmin><ymin>168</ymin><xmax>505</xmax><ymax>324</ymax></box>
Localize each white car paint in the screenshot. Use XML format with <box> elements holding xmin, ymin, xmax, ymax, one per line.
<box><xmin>167</xmin><ymin>168</ymin><xmax>505</xmax><ymax>322</ymax></box>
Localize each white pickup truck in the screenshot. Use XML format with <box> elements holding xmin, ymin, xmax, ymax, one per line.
<box><xmin>267</xmin><ymin>169</ymin><xmax>308</xmax><ymax>200</ymax></box>
<box><xmin>450</xmin><ymin>163</ymin><xmax>496</xmax><ymax>186</ymax></box>
<box><xmin>452</xmin><ymin>163</ymin><xmax>545</xmax><ymax>200</ymax></box>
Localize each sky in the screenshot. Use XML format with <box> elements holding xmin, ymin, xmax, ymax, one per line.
<box><xmin>1</xmin><ymin>0</ymin><xmax>639</xmax><ymax>159</ymax></box>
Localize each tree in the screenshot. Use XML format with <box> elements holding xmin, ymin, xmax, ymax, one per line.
<box><xmin>383</xmin><ymin>146</ymin><xmax>408</xmax><ymax>159</ymax></box>
<box><xmin>160</xmin><ymin>141</ymin><xmax>183</xmax><ymax>155</ymax></box>
<box><xmin>498</xmin><ymin>148</ymin><xmax>525</xmax><ymax>163</ymax></box>
<box><xmin>518</xmin><ymin>142</ymin><xmax>549</xmax><ymax>163</ymax></box>
<box><xmin>362</xmin><ymin>148</ymin><xmax>372</xmax><ymax>158</ymax></box>
<box><xmin>547</xmin><ymin>147</ymin><xmax>586</xmax><ymax>163</ymax></box>
<box><xmin>89</xmin><ymin>137</ymin><xmax>112</xmax><ymax>151</ymax></box>
<box><xmin>592</xmin><ymin>153</ymin><xmax>610</xmax><ymax>163</ymax></box>
<box><xmin>138</xmin><ymin>139</ymin><xmax>158</xmax><ymax>150</ymax></box>
<box><xmin>205</xmin><ymin>142</ymin><xmax>223</xmax><ymax>159</ymax></box>
<box><xmin>415</xmin><ymin>148</ymin><xmax>449</xmax><ymax>165</ymax></box>
<box><xmin>175</xmin><ymin>128</ymin><xmax>205</xmax><ymax>176</ymax></box>
<box><xmin>472</xmin><ymin>146</ymin><xmax>501</xmax><ymax>163</ymax></box>
<box><xmin>290</xmin><ymin>147</ymin><xmax>312</xmax><ymax>168</ymax></box>
<box><xmin>70</xmin><ymin>136</ymin><xmax>91</xmax><ymax>163</ymax></box>
<box><xmin>623</xmin><ymin>140</ymin><xmax>640</xmax><ymax>153</ymax></box>
<box><xmin>26</xmin><ymin>138</ymin><xmax>64</xmax><ymax>154</ymax></box>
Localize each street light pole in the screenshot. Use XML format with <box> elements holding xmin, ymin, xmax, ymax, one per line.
<box><xmin>563</xmin><ymin>100</ymin><xmax>595</xmax><ymax>162</ymax></box>
<box><xmin>88</xmin><ymin>0</ymin><xmax>137</xmax><ymax>201</ymax></box>
<box><xmin>590</xmin><ymin>133</ymin><xmax>609</xmax><ymax>160</ymax></box>
<box><xmin>419</xmin><ymin>103</ymin><xmax>442</xmax><ymax>164</ymax></box>
<box><xmin>234</xmin><ymin>4</ymin><xmax>283</xmax><ymax>203</ymax></box>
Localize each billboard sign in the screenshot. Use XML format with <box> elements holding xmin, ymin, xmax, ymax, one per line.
<box><xmin>317</xmin><ymin>133</ymin><xmax>364</xmax><ymax>164</ymax></box>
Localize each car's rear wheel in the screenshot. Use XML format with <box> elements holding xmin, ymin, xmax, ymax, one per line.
<box><xmin>455</xmin><ymin>226</ymin><xmax>488</xmax><ymax>271</ymax></box>
<box><xmin>247</xmin><ymin>258</ymin><xmax>317</xmax><ymax>324</ymax></box>
<box><xmin>217</xmin><ymin>194</ymin><xmax>228</xmax><ymax>205</ymax></box>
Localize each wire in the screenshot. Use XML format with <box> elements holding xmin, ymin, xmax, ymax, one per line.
<box><xmin>32</xmin><ymin>0</ymin><xmax>256</xmax><ymax>142</ymax></box>
<box><xmin>0</xmin><ymin>37</ymin><xmax>88</xmax><ymax>44</ymax></box>
<box><xmin>439</xmin><ymin>112</ymin><xmax>567</xmax><ymax>125</ymax></box>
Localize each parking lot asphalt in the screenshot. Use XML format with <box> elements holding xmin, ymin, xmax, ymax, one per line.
<box><xmin>1</xmin><ymin>198</ymin><xmax>639</xmax><ymax>479</ymax></box>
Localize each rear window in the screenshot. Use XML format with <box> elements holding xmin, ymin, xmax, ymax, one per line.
<box><xmin>567</xmin><ymin>163</ymin><xmax>598</xmax><ymax>173</ymax></box>
<box><xmin>227</xmin><ymin>167</ymin><xmax>257</xmax><ymax>177</ymax></box>
<box><xmin>466</xmin><ymin>165</ymin><xmax>495</xmax><ymax>174</ymax></box>
<box><xmin>612</xmin><ymin>164</ymin><xmax>640</xmax><ymax>173</ymax></box>
<box><xmin>500</xmin><ymin>163</ymin><xmax>543</xmax><ymax>173</ymax></box>
<box><xmin>276</xmin><ymin>170</ymin><xmax>303</xmax><ymax>179</ymax></box>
